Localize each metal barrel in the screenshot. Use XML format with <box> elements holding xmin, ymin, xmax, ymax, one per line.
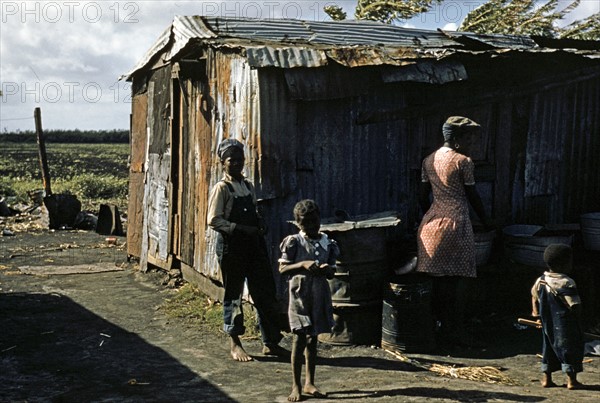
<box><xmin>318</xmin><ymin>300</ymin><xmax>382</xmax><ymax>346</ymax></box>
<box><xmin>325</xmin><ymin>226</ymin><xmax>389</xmax><ymax>303</ymax></box>
<box><xmin>381</xmin><ymin>277</ymin><xmax>435</xmax><ymax>353</ymax></box>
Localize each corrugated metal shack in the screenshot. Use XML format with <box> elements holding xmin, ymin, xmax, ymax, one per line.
<box><xmin>122</xmin><ymin>16</ymin><xmax>600</xmax><ymax>299</ymax></box>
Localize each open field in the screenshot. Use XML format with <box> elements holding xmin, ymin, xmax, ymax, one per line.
<box><xmin>0</xmin><ymin>142</ymin><xmax>129</xmax><ymax>213</ymax></box>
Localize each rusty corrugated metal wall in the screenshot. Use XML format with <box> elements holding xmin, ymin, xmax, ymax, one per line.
<box><xmin>128</xmin><ymin>46</ymin><xmax>600</xmax><ymax>300</ymax></box>
<box><xmin>169</xmin><ymin>50</ymin><xmax>264</xmax><ymax>285</ymax></box>
<box><xmin>523</xmin><ymin>75</ymin><xmax>600</xmax><ymax>224</ymax></box>
<box><xmin>127</xmin><ymin>66</ymin><xmax>173</xmax><ymax>271</ymax></box>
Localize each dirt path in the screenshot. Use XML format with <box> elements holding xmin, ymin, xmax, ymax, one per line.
<box><xmin>1</xmin><ymin>231</ymin><xmax>599</xmax><ymax>402</ymax></box>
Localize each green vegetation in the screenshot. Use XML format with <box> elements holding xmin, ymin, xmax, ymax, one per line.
<box><xmin>160</xmin><ymin>283</ymin><xmax>260</xmax><ymax>340</ymax></box>
<box><xmin>0</xmin><ymin>142</ymin><xmax>129</xmax><ymax>212</ymax></box>
<box><xmin>325</xmin><ymin>0</ymin><xmax>600</xmax><ymax>40</ymax></box>
<box><xmin>0</xmin><ymin>129</ymin><xmax>129</xmax><ymax>143</ymax></box>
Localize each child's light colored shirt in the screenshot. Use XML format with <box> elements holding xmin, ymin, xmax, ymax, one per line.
<box><xmin>531</xmin><ymin>271</ymin><xmax>581</xmax><ymax>308</ymax></box>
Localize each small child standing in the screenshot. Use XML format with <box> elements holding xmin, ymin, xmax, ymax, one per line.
<box><xmin>531</xmin><ymin>243</ymin><xmax>584</xmax><ymax>390</ymax></box>
<box><xmin>279</xmin><ymin>200</ymin><xmax>339</xmax><ymax>402</ymax></box>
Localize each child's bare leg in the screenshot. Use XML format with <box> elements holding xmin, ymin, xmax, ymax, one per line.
<box><xmin>289</xmin><ymin>333</ymin><xmax>306</xmax><ymax>402</ymax></box>
<box><xmin>566</xmin><ymin>372</ymin><xmax>582</xmax><ymax>390</ymax></box>
<box><xmin>230</xmin><ymin>335</ymin><xmax>253</xmax><ymax>362</ymax></box>
<box><xmin>541</xmin><ymin>372</ymin><xmax>557</xmax><ymax>388</ymax></box>
<box><xmin>302</xmin><ymin>335</ymin><xmax>326</xmax><ymax>398</ymax></box>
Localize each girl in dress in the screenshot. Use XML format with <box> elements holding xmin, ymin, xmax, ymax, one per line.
<box><xmin>279</xmin><ymin>200</ymin><xmax>339</xmax><ymax>402</ymax></box>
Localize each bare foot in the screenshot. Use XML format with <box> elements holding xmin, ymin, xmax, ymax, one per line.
<box><xmin>303</xmin><ymin>384</ymin><xmax>326</xmax><ymax>398</ymax></box>
<box><xmin>230</xmin><ymin>336</ymin><xmax>253</xmax><ymax>362</ymax></box>
<box><xmin>288</xmin><ymin>385</ymin><xmax>302</xmax><ymax>402</ymax></box>
<box><xmin>567</xmin><ymin>375</ymin><xmax>583</xmax><ymax>390</ymax></box>
<box><xmin>541</xmin><ymin>373</ymin><xmax>556</xmax><ymax>388</ymax></box>
<box><xmin>262</xmin><ymin>344</ymin><xmax>290</xmax><ymax>358</ymax></box>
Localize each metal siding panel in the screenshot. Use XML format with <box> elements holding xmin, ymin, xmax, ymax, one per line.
<box><xmin>246</xmin><ymin>47</ymin><xmax>327</xmax><ymax>68</ymax></box>
<box><xmin>494</xmin><ymin>100</ymin><xmax>514</xmax><ymax>222</ymax></box>
<box><xmin>520</xmin><ymin>76</ymin><xmax>600</xmax><ymax>224</ymax></box>
<box><xmin>197</xmin><ymin>52</ymin><xmax>265</xmax><ymax>282</ymax></box>
<box><xmin>148</xmin><ymin>67</ymin><xmax>172</xmax><ymax>154</ymax></box>
<box><xmin>194</xmin><ymin>73</ymin><xmax>218</xmax><ymax>281</ymax></box>
<box><xmin>130</xmin><ymin>93</ymin><xmax>148</xmax><ymax>173</ymax></box>
<box><xmin>141</xmin><ymin>72</ymin><xmax>173</xmax><ymax>268</ymax></box>
<box><xmin>125</xmin><ymin>16</ymin><xmax>600</xmax><ymax>79</ymax></box>
<box><xmin>525</xmin><ymin>90</ymin><xmax>563</xmax><ymax>198</ymax></box>
<box><xmin>578</xmin><ymin>78</ymin><xmax>600</xmax><ymax>214</ymax></box>
<box><xmin>380</xmin><ymin>60</ymin><xmax>468</xmax><ymax>85</ymax></box>
<box><xmin>146</xmin><ymin>154</ymin><xmax>171</xmax><ymax>263</ymax></box>
<box><xmin>179</xmin><ymin>79</ymin><xmax>195</xmax><ymax>266</ymax></box>
<box><xmin>284</xmin><ymin>65</ymin><xmax>381</xmax><ymax>100</ymax></box>
<box><xmin>127</xmin><ymin>92</ymin><xmax>148</xmax><ymax>257</ymax></box>
<box><xmin>126</xmin><ymin>172</ymin><xmax>145</xmax><ymax>258</ymax></box>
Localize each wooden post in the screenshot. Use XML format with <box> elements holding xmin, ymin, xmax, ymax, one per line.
<box><xmin>34</xmin><ymin>107</ymin><xmax>52</xmax><ymax>196</ymax></box>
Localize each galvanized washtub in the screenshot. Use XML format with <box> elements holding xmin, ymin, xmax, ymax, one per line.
<box><xmin>502</xmin><ymin>224</ymin><xmax>573</xmax><ymax>268</ymax></box>
<box><xmin>474</xmin><ymin>229</ymin><xmax>496</xmax><ymax>267</ymax></box>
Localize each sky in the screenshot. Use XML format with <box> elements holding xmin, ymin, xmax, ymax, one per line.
<box><xmin>0</xmin><ymin>0</ymin><xmax>598</xmax><ymax>132</ymax></box>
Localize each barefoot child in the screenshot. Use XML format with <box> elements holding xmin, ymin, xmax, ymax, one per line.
<box><xmin>531</xmin><ymin>243</ymin><xmax>584</xmax><ymax>389</ymax></box>
<box><xmin>207</xmin><ymin>138</ymin><xmax>287</xmax><ymax>362</ymax></box>
<box><xmin>279</xmin><ymin>200</ymin><xmax>339</xmax><ymax>402</ymax></box>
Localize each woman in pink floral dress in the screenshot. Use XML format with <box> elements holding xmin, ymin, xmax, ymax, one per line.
<box><xmin>416</xmin><ymin>116</ymin><xmax>490</xmax><ymax>346</ymax></box>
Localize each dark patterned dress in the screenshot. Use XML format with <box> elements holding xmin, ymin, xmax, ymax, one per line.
<box><xmin>279</xmin><ymin>232</ymin><xmax>339</xmax><ymax>335</ymax></box>
<box><xmin>416</xmin><ymin>147</ymin><xmax>477</xmax><ymax>278</ymax></box>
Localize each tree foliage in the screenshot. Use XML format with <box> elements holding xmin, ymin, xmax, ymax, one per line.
<box><xmin>326</xmin><ymin>0</ymin><xmax>442</xmax><ymax>24</ymax></box>
<box><xmin>325</xmin><ymin>0</ymin><xmax>600</xmax><ymax>40</ymax></box>
<box><xmin>559</xmin><ymin>10</ymin><xmax>600</xmax><ymax>40</ymax></box>
<box><xmin>460</xmin><ymin>0</ymin><xmax>578</xmax><ymax>37</ymax></box>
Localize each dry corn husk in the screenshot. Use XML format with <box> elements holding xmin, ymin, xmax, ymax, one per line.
<box><xmin>385</xmin><ymin>349</ymin><xmax>521</xmax><ymax>386</ymax></box>
<box><xmin>429</xmin><ymin>363</ymin><xmax>521</xmax><ymax>385</ymax></box>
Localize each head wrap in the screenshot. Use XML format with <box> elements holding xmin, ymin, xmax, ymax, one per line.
<box><xmin>217</xmin><ymin>138</ymin><xmax>244</xmax><ymax>160</ymax></box>
<box><xmin>543</xmin><ymin>243</ymin><xmax>572</xmax><ymax>271</ymax></box>
<box><xmin>442</xmin><ymin>116</ymin><xmax>480</xmax><ymax>141</ymax></box>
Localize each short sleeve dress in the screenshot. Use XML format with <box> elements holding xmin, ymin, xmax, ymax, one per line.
<box><xmin>416</xmin><ymin>147</ymin><xmax>477</xmax><ymax>278</ymax></box>
<box><xmin>279</xmin><ymin>232</ymin><xmax>339</xmax><ymax>335</ymax></box>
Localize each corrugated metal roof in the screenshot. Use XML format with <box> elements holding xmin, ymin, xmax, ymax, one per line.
<box><xmin>246</xmin><ymin>47</ymin><xmax>327</xmax><ymax>68</ymax></box>
<box><xmin>122</xmin><ymin>16</ymin><xmax>600</xmax><ymax>80</ymax></box>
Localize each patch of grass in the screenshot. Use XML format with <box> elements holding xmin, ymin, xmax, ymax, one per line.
<box><xmin>69</xmin><ymin>173</ymin><xmax>128</xmax><ymax>199</ymax></box>
<box><xmin>1</xmin><ymin>142</ymin><xmax>129</xmax><ymax>212</ymax></box>
<box><xmin>161</xmin><ymin>283</ymin><xmax>260</xmax><ymax>340</ymax></box>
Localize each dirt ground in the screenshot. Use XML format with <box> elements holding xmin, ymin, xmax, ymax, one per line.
<box><xmin>1</xmin><ymin>229</ymin><xmax>599</xmax><ymax>403</ymax></box>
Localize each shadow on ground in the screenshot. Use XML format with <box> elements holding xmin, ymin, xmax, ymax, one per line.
<box><xmin>0</xmin><ymin>292</ymin><xmax>234</xmax><ymax>402</ymax></box>
<box><xmin>325</xmin><ymin>386</ymin><xmax>546</xmax><ymax>401</ymax></box>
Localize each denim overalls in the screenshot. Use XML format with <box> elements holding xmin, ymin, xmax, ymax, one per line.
<box><xmin>218</xmin><ymin>180</ymin><xmax>282</xmax><ymax>346</ymax></box>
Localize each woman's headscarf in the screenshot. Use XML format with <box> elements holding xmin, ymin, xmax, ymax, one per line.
<box><xmin>217</xmin><ymin>138</ymin><xmax>244</xmax><ymax>161</ymax></box>
<box><xmin>442</xmin><ymin>116</ymin><xmax>480</xmax><ymax>141</ymax></box>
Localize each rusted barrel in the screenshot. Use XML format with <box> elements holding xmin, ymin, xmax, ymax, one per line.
<box><xmin>321</xmin><ymin>213</ymin><xmax>400</xmax><ymax>303</ymax></box>
<box><xmin>381</xmin><ymin>275</ymin><xmax>435</xmax><ymax>353</ymax></box>
<box><xmin>318</xmin><ymin>300</ymin><xmax>382</xmax><ymax>346</ymax></box>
